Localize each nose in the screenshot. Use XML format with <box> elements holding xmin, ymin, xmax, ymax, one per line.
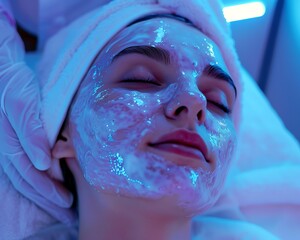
<box><xmin>164</xmin><ymin>86</ymin><xmax>207</xmax><ymax>126</ymax></box>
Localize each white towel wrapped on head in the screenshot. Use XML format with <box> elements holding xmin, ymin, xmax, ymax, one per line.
<box><xmin>39</xmin><ymin>0</ymin><xmax>243</xmax><ymax>148</ymax></box>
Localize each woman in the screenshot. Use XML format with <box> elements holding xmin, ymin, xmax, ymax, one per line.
<box><xmin>34</xmin><ymin>0</ymin><xmax>241</xmax><ymax>238</ymax></box>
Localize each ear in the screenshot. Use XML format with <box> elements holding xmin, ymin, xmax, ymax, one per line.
<box><xmin>52</xmin><ymin>123</ymin><xmax>76</xmax><ymax>159</ymax></box>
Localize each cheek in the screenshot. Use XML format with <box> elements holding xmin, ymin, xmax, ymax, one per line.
<box><xmin>68</xmin><ymin>94</ymin><xmax>151</xmax><ymax>192</ymax></box>
<box><xmin>68</xmin><ymin>83</ymin><xmax>175</xmax><ymax>183</ymax></box>
<box><xmin>89</xmin><ymin>81</ymin><xmax>178</xmax><ymax>140</ymax></box>
<box><xmin>205</xmin><ymin>112</ymin><xmax>237</xmax><ymax>170</ymax></box>
<box><xmin>201</xmin><ymin>113</ymin><xmax>237</xmax><ymax>199</ymax></box>
<box><xmin>90</xmin><ymin>91</ymin><xmax>159</xmax><ymax>141</ymax></box>
<box><xmin>71</xmin><ymin>89</ymin><xmax>157</xmax><ymax>153</ymax></box>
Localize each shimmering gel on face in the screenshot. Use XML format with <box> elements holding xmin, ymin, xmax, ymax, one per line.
<box><xmin>68</xmin><ymin>18</ymin><xmax>237</xmax><ymax>214</ymax></box>
<box><xmin>154</xmin><ymin>21</ymin><xmax>166</xmax><ymax>43</ymax></box>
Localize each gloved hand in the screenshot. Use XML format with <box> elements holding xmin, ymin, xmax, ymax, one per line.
<box><xmin>0</xmin><ymin>7</ymin><xmax>74</xmax><ymax>223</ymax></box>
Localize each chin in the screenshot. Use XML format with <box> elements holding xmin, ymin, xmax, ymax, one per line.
<box><xmin>170</xmin><ymin>187</ymin><xmax>222</xmax><ymax>217</ymax></box>
<box><xmin>107</xmin><ymin>179</ymin><xmax>223</xmax><ymax>218</ymax></box>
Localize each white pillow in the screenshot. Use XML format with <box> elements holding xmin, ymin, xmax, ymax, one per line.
<box><xmin>236</xmin><ymin>68</ymin><xmax>300</xmax><ymax>171</ymax></box>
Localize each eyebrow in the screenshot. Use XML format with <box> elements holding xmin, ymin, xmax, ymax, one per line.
<box><xmin>112</xmin><ymin>45</ymin><xmax>171</xmax><ymax>65</ymax></box>
<box><xmin>203</xmin><ymin>64</ymin><xmax>237</xmax><ymax>98</ymax></box>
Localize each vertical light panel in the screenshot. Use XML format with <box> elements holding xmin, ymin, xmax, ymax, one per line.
<box><xmin>223</xmin><ymin>1</ymin><xmax>266</xmax><ymax>22</ymax></box>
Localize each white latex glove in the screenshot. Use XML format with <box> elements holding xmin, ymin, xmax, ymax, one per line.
<box><xmin>0</xmin><ymin>6</ymin><xmax>74</xmax><ymax>223</ymax></box>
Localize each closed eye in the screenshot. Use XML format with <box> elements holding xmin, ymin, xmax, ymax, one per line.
<box><xmin>207</xmin><ymin>100</ymin><xmax>231</xmax><ymax>114</ymax></box>
<box><xmin>121</xmin><ymin>77</ymin><xmax>161</xmax><ymax>86</ymax></box>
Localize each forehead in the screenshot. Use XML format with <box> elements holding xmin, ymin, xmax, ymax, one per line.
<box><xmin>101</xmin><ymin>17</ymin><xmax>227</xmax><ymax>70</ymax></box>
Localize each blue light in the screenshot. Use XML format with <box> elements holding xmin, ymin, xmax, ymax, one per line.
<box><xmin>223</xmin><ymin>1</ymin><xmax>266</xmax><ymax>22</ymax></box>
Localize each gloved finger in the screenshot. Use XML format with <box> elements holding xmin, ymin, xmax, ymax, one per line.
<box><xmin>1</xmin><ymin>63</ymin><xmax>52</xmax><ymax>170</ymax></box>
<box><xmin>0</xmin><ymin>115</ymin><xmax>73</xmax><ymax>208</ymax></box>
<box><xmin>2</xmin><ymin>160</ymin><xmax>76</xmax><ymax>224</ymax></box>
<box><xmin>9</xmin><ymin>152</ymin><xmax>73</xmax><ymax>208</ymax></box>
<box><xmin>19</xmin><ymin>115</ymin><xmax>52</xmax><ymax>171</ymax></box>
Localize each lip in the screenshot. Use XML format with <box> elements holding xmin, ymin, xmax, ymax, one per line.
<box><xmin>149</xmin><ymin>129</ymin><xmax>208</xmax><ymax>166</ymax></box>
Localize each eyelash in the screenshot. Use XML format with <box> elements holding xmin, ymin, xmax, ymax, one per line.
<box><xmin>122</xmin><ymin>77</ymin><xmax>161</xmax><ymax>86</ymax></box>
<box><xmin>207</xmin><ymin>100</ymin><xmax>231</xmax><ymax>114</ymax></box>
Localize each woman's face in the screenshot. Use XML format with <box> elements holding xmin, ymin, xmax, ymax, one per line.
<box><xmin>68</xmin><ymin>17</ymin><xmax>237</xmax><ymax>214</ymax></box>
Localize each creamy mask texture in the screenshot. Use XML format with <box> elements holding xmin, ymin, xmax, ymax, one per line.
<box><xmin>68</xmin><ymin>18</ymin><xmax>237</xmax><ymax>214</ymax></box>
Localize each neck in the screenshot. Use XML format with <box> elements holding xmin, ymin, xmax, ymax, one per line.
<box><xmin>78</xmin><ymin>190</ymin><xmax>192</xmax><ymax>240</ymax></box>
<box><xmin>68</xmin><ymin>159</ymin><xmax>192</xmax><ymax>240</ymax></box>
